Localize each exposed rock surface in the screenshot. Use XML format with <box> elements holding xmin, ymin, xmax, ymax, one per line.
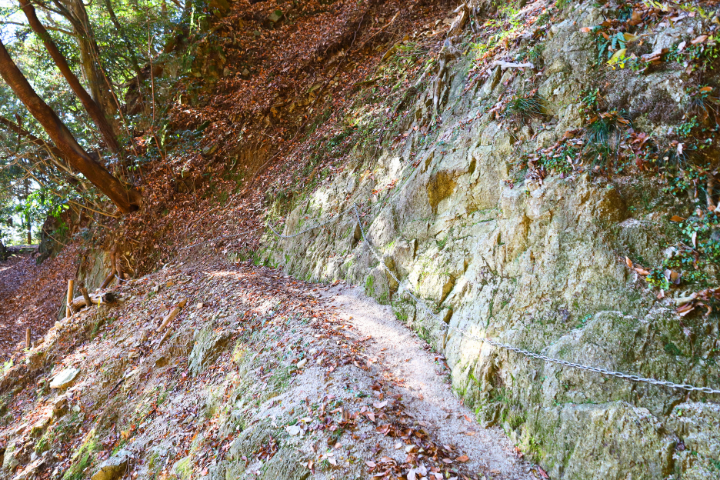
<box><xmin>91</xmin><ymin>449</ymin><xmax>131</xmax><ymax>480</ymax></box>
<box><xmin>261</xmin><ymin>2</ymin><xmax>720</xmax><ymax>478</ymax></box>
<box><xmin>49</xmin><ymin>368</ymin><xmax>80</xmax><ymax>390</ymax></box>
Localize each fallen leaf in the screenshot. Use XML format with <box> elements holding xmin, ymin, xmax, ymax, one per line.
<box><xmin>623</xmin><ymin>33</ymin><xmax>639</xmax><ymax>43</ymax></box>
<box><xmin>376</xmin><ymin>424</ymin><xmax>390</xmax><ymax>435</ymax></box>
<box><xmin>456</xmin><ymin>455</ymin><xmax>470</xmax><ymax>462</ymax></box>
<box><xmin>691</xmin><ymin>35</ymin><xmax>708</xmax><ymax>45</ymax></box>
<box><xmin>670</xmin><ymin>215</ymin><xmax>685</xmax><ymax>222</ymax></box>
<box><xmin>628</xmin><ymin>10</ymin><xmax>643</xmax><ymax>26</ymax></box>
<box><xmin>677</xmin><ymin>303</ymin><xmax>695</xmax><ymax>316</ymax></box>
<box><xmin>625</xmin><ymin>257</ymin><xmax>633</xmax><ymax>268</ymax></box>
<box><xmin>607</xmin><ymin>48</ymin><xmax>627</xmax><ymax>66</ymax></box>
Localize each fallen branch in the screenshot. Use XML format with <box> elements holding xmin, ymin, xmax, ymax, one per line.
<box><xmin>80</xmin><ymin>286</ymin><xmax>92</xmax><ymax>309</ymax></box>
<box><xmin>492</xmin><ymin>60</ymin><xmax>534</xmax><ymax>70</ymax></box>
<box><xmin>156</xmin><ymin>298</ymin><xmax>187</xmax><ymax>332</ymax></box>
<box><xmin>100</xmin><ymin>270</ymin><xmax>116</xmax><ymax>289</ymax></box>
<box><xmin>71</xmin><ymin>292</ymin><xmax>117</xmax><ymax>310</ymax></box>
<box><xmin>157</xmin><ymin>328</ymin><xmax>173</xmax><ymax>347</ymax></box>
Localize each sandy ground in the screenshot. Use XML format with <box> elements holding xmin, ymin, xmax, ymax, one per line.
<box><xmin>319</xmin><ymin>283</ymin><xmax>533</xmax><ymax>479</ymax></box>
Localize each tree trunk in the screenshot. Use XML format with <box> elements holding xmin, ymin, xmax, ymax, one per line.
<box><xmin>68</xmin><ymin>0</ymin><xmax>117</xmax><ymax>121</ymax></box>
<box><xmin>24</xmin><ymin>178</ymin><xmax>31</xmax><ymax>244</ymax></box>
<box><xmin>18</xmin><ymin>0</ymin><xmax>123</xmax><ymax>157</ymax></box>
<box><xmin>0</xmin><ymin>39</ymin><xmax>142</xmax><ymax>213</ymax></box>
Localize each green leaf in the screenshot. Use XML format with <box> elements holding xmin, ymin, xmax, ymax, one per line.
<box><xmin>607</xmin><ymin>48</ymin><xmax>627</xmax><ymax>66</ymax></box>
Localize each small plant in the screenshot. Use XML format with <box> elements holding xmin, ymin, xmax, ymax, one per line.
<box><xmin>677</xmin><ymin>116</ymin><xmax>699</xmax><ymax>138</ymax></box>
<box><xmin>580</xmin><ymin>88</ymin><xmax>601</xmax><ymax>114</ymax></box>
<box><xmin>538</xmin><ymin>145</ymin><xmax>578</xmax><ymax>174</ymax></box>
<box><xmin>646</xmin><ymin>268</ymin><xmax>671</xmax><ymax>290</ymax></box>
<box><xmin>583</xmin><ymin>110</ymin><xmax>630</xmax><ymax>167</ymax></box>
<box><xmin>505</xmin><ymin>90</ymin><xmax>545</xmax><ymax>124</ymax></box>
<box><xmin>687</xmin><ymin>85</ymin><xmax>720</xmax><ymax>118</ymax></box>
<box><xmin>585</xmin><ymin>111</ymin><xmax>629</xmax><ymax>145</ymax></box>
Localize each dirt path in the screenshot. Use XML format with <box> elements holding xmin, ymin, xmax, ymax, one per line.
<box><xmin>319</xmin><ymin>283</ymin><xmax>533</xmax><ymax>479</ymax></box>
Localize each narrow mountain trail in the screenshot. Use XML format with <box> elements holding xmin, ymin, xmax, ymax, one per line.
<box><xmin>320</xmin><ymin>285</ymin><xmax>533</xmax><ymax>479</ymax></box>
<box><xmin>0</xmin><ymin>258</ymin><xmax>535</xmax><ymax>479</ymax></box>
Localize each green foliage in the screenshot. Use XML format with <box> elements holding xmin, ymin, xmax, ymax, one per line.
<box><xmin>505</xmin><ymin>91</ymin><xmax>545</xmax><ymax>124</ymax></box>
<box><xmin>585</xmin><ymin>111</ymin><xmax>629</xmax><ymax>146</ymax></box>
<box><xmin>666</xmin><ymin>36</ymin><xmax>720</xmax><ymax>72</ymax></box>
<box><xmin>365</xmin><ymin>274</ymin><xmax>375</xmax><ymax>296</ymax></box>
<box><xmin>580</xmin><ymin>88</ymin><xmax>600</xmax><ymax>114</ymax></box>
<box><xmin>664</xmin><ymin>341</ymin><xmax>683</xmax><ymax>357</ymax></box>
<box><xmin>470</xmin><ymin>3</ymin><xmax>528</xmax><ymax>61</ymax></box>
<box><xmin>646</xmin><ymin>267</ymin><xmax>671</xmax><ymax>290</ymax></box>
<box><xmin>538</xmin><ymin>145</ymin><xmax>577</xmax><ymax>175</ymax></box>
<box><xmin>0</xmin><ymin>0</ymin><xmax>192</xmax><ymax>237</ymax></box>
<box><xmin>676</xmin><ymin>116</ymin><xmax>699</xmax><ymax>138</ymax></box>
<box><xmin>62</xmin><ymin>429</ymin><xmax>100</xmax><ymax>480</ymax></box>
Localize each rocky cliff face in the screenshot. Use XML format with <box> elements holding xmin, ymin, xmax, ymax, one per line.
<box><xmin>263</xmin><ymin>2</ymin><xmax>720</xmax><ymax>478</ymax></box>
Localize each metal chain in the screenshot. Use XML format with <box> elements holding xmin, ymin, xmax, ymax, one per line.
<box><xmin>267</xmin><ymin>203</ymin><xmax>720</xmax><ymax>395</ymax></box>
<box><xmin>267</xmin><ymin>204</ymin><xmax>358</xmax><ymax>239</ymax></box>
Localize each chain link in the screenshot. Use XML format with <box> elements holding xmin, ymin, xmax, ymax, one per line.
<box><xmin>267</xmin><ymin>204</ymin><xmax>358</xmax><ymax>239</ymax></box>
<box><xmin>267</xmin><ymin>203</ymin><xmax>720</xmax><ymax>395</ymax></box>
